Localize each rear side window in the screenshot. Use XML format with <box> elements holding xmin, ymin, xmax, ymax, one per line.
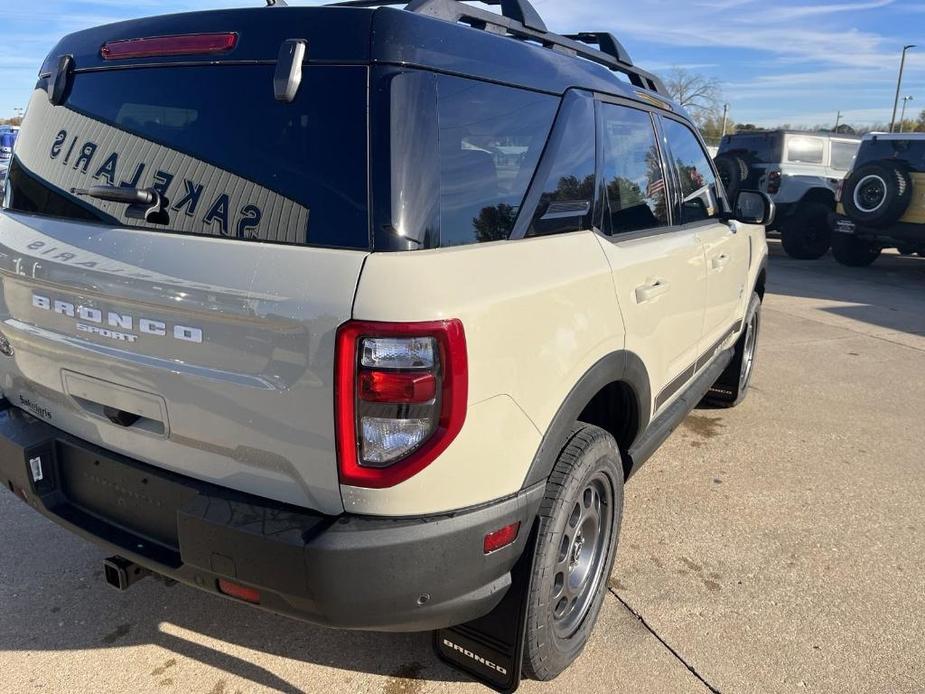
<box><xmin>7</xmin><ymin>65</ymin><xmax>369</xmax><ymax>248</ymax></box>
<box><xmin>525</xmin><ymin>94</ymin><xmax>596</xmax><ymax>237</ymax></box>
<box><xmin>719</xmin><ymin>133</ymin><xmax>779</xmax><ymax>164</ymax></box>
<box><xmin>437</xmin><ymin>76</ymin><xmax>556</xmax><ymax>246</ymax></box>
<box><xmin>662</xmin><ymin>118</ymin><xmax>721</xmax><ymax>225</ymax></box>
<box><xmin>785</xmin><ymin>135</ymin><xmax>825</xmax><ymax>164</ymax></box>
<box><xmin>381</xmin><ymin>72</ymin><xmax>556</xmax><ymax>249</ymax></box>
<box><xmin>599</xmin><ymin>103</ymin><xmax>669</xmax><ymax>235</ymax></box>
<box><xmin>830</xmin><ymin>140</ymin><xmax>859</xmax><ymax>171</ymax></box>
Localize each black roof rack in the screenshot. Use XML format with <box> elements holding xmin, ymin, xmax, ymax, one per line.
<box><xmin>327</xmin><ymin>0</ymin><xmax>669</xmax><ymax>97</ymax></box>
<box><xmin>563</xmin><ymin>32</ymin><xmax>632</xmax><ymax>66</ymax></box>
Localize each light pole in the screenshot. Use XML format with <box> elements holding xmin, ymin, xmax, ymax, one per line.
<box><xmin>899</xmin><ymin>96</ymin><xmax>913</xmax><ymax>133</ymax></box>
<box><xmin>890</xmin><ymin>44</ymin><xmax>915</xmax><ymax>132</ymax></box>
<box><xmin>721</xmin><ymin>103</ymin><xmax>729</xmax><ymax>138</ymax></box>
<box><xmin>834</xmin><ymin>111</ymin><xmax>842</xmax><ymax>132</ymax></box>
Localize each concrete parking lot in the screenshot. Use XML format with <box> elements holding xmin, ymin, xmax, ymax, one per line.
<box><xmin>1</xmin><ymin>241</ymin><xmax>923</xmax><ymax>694</ymax></box>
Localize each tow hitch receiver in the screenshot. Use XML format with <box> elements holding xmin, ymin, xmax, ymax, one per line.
<box><xmin>103</xmin><ymin>556</ymin><xmax>150</xmax><ymax>591</ymax></box>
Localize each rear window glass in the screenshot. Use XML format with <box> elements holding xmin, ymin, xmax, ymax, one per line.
<box><xmin>6</xmin><ymin>64</ymin><xmax>369</xmax><ymax>248</ymax></box>
<box><xmin>719</xmin><ymin>133</ymin><xmax>779</xmax><ymax>164</ymax></box>
<box><xmin>785</xmin><ymin>135</ymin><xmax>825</xmax><ymax>164</ymax></box>
<box><xmin>830</xmin><ymin>140</ymin><xmax>859</xmax><ymax>171</ymax></box>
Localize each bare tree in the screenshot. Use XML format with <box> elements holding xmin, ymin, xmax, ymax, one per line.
<box><xmin>664</xmin><ymin>67</ymin><xmax>723</xmax><ymax>123</ymax></box>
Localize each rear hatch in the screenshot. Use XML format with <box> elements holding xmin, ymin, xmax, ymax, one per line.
<box><xmin>0</xmin><ymin>7</ymin><xmax>375</xmax><ymax>513</ymax></box>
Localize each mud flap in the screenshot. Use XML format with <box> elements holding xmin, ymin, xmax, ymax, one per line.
<box><xmin>433</xmin><ymin>525</ymin><xmax>538</xmax><ymax>693</ymax></box>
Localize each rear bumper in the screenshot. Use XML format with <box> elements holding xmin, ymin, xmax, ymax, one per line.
<box><xmin>829</xmin><ymin>213</ymin><xmax>925</xmax><ymax>244</ymax></box>
<box><xmin>0</xmin><ymin>402</ymin><xmax>543</xmax><ymax>632</ymax></box>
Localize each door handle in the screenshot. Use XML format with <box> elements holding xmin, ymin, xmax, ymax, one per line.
<box><xmin>711</xmin><ymin>254</ymin><xmax>730</xmax><ymax>271</ymax></box>
<box><xmin>635</xmin><ymin>278</ymin><xmax>670</xmax><ymax>304</ymax></box>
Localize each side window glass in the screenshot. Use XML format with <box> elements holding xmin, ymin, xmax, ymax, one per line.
<box><xmin>526</xmin><ymin>94</ymin><xmax>596</xmax><ymax>237</ymax></box>
<box><xmin>786</xmin><ymin>135</ymin><xmax>825</xmax><ymax>164</ymax></box>
<box><xmin>830</xmin><ymin>140</ymin><xmax>859</xmax><ymax>171</ymax></box>
<box><xmin>661</xmin><ymin>118</ymin><xmax>721</xmax><ymax>225</ymax></box>
<box><xmin>599</xmin><ymin>104</ymin><xmax>669</xmax><ymax>235</ymax></box>
<box><xmin>436</xmin><ymin>75</ymin><xmax>557</xmax><ymax>246</ymax></box>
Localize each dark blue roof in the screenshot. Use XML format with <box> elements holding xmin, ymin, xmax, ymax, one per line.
<box><xmin>41</xmin><ymin>5</ymin><xmax>682</xmax><ymax>113</ymax></box>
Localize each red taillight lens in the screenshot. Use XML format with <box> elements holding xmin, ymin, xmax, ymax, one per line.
<box><xmin>359</xmin><ymin>371</ymin><xmax>437</xmax><ymax>403</ymax></box>
<box><xmin>484</xmin><ymin>522</ymin><xmax>520</xmax><ymax>554</ymax></box>
<box><xmin>335</xmin><ymin>319</ymin><xmax>467</xmax><ymax>489</ymax></box>
<box><xmin>767</xmin><ymin>170</ymin><xmax>782</xmax><ymax>195</ymax></box>
<box><xmin>101</xmin><ymin>33</ymin><xmax>238</xmax><ymax>60</ymax></box>
<box><xmin>217</xmin><ymin>579</ymin><xmax>261</xmax><ymax>604</ymax></box>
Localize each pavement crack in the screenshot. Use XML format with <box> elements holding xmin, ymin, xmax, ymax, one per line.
<box><xmin>608</xmin><ymin>587</ymin><xmax>722</xmax><ymax>694</ymax></box>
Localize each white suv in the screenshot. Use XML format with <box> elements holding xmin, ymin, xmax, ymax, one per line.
<box><xmin>0</xmin><ymin>0</ymin><xmax>771</xmax><ymax>685</ymax></box>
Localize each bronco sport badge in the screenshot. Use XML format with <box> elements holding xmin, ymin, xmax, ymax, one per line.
<box><xmin>31</xmin><ymin>292</ymin><xmax>203</xmax><ymax>344</ymax></box>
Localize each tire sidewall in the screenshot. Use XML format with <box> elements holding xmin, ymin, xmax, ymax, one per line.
<box><xmin>831</xmin><ymin>233</ymin><xmax>881</xmax><ymax>267</ymax></box>
<box><xmin>781</xmin><ymin>202</ymin><xmax>832</xmax><ymax>259</ymax></box>
<box><xmin>843</xmin><ymin>162</ymin><xmax>912</xmax><ymax>227</ymax></box>
<box><xmin>714</xmin><ymin>155</ymin><xmax>748</xmax><ymax>200</ymax></box>
<box><xmin>527</xmin><ymin>427</ymin><xmax>624</xmax><ymax>677</ymax></box>
<box><xmin>738</xmin><ymin>294</ymin><xmax>761</xmax><ymax>395</ymax></box>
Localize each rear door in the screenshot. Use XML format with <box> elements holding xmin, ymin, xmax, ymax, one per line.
<box><xmin>660</xmin><ymin>116</ymin><xmax>748</xmax><ymax>362</ymax></box>
<box><xmin>0</xmin><ymin>15</ymin><xmax>372</xmax><ymax>513</ymax></box>
<box><xmin>593</xmin><ymin>100</ymin><xmax>707</xmax><ymax>417</ymax></box>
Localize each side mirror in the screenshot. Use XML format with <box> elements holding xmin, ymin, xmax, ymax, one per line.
<box><xmin>727</xmin><ymin>189</ymin><xmax>775</xmax><ymax>226</ymax></box>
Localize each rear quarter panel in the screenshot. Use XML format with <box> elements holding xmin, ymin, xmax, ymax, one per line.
<box><xmin>345</xmin><ymin>231</ymin><xmax>624</xmax><ymax>516</ymax></box>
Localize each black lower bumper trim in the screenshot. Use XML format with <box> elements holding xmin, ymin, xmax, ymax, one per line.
<box><xmin>0</xmin><ymin>403</ymin><xmax>543</xmax><ymax>632</ymax></box>
<box><xmin>829</xmin><ymin>213</ymin><xmax>925</xmax><ymax>244</ymax></box>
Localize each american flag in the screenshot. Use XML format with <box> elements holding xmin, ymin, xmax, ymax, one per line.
<box><xmin>646</xmin><ymin>177</ymin><xmax>666</xmax><ymax>199</ymax></box>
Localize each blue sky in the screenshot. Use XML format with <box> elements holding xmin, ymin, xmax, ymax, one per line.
<box><xmin>1</xmin><ymin>0</ymin><xmax>923</xmax><ymax>128</ymax></box>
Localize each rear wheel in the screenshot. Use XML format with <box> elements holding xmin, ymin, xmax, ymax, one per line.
<box><xmin>780</xmin><ymin>201</ymin><xmax>832</xmax><ymax>259</ymax></box>
<box><xmin>523</xmin><ymin>424</ymin><xmax>624</xmax><ymax>681</ymax></box>
<box><xmin>831</xmin><ymin>234</ymin><xmax>881</xmax><ymax>267</ymax></box>
<box><xmin>707</xmin><ymin>292</ymin><xmax>761</xmax><ymax>407</ymax></box>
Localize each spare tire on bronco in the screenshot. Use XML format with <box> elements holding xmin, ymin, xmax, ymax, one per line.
<box><xmin>714</xmin><ymin>153</ymin><xmax>749</xmax><ymax>200</ymax></box>
<box><xmin>842</xmin><ymin>161</ymin><xmax>913</xmax><ymax>227</ymax></box>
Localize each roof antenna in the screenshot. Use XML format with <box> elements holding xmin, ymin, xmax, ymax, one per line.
<box><xmin>267</xmin><ymin>0</ymin><xmax>288</xmax><ymax>6</ymax></box>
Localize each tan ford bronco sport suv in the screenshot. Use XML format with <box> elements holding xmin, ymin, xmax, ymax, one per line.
<box><xmin>0</xmin><ymin>0</ymin><xmax>771</xmax><ymax>687</ymax></box>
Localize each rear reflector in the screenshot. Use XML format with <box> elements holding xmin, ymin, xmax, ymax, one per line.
<box><xmin>217</xmin><ymin>579</ymin><xmax>261</xmax><ymax>604</ymax></box>
<box><xmin>101</xmin><ymin>33</ymin><xmax>238</xmax><ymax>60</ymax></box>
<box><xmin>483</xmin><ymin>522</ymin><xmax>520</xmax><ymax>554</ymax></box>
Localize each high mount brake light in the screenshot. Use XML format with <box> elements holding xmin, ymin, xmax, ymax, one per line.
<box><xmin>335</xmin><ymin>320</ymin><xmax>467</xmax><ymax>488</ymax></box>
<box><xmin>101</xmin><ymin>33</ymin><xmax>238</xmax><ymax>60</ymax></box>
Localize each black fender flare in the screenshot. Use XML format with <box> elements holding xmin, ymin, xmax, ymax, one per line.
<box><xmin>521</xmin><ymin>350</ymin><xmax>651</xmax><ymax>489</ymax></box>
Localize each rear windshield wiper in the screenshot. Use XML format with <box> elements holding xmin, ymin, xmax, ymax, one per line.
<box><xmin>72</xmin><ymin>185</ymin><xmax>168</xmax><ymax>225</ymax></box>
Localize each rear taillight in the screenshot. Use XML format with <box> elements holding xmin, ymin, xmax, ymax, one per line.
<box><xmin>101</xmin><ymin>33</ymin><xmax>238</xmax><ymax>60</ymax></box>
<box><xmin>767</xmin><ymin>170</ymin><xmax>782</xmax><ymax>195</ymax></box>
<box><xmin>335</xmin><ymin>320</ymin><xmax>467</xmax><ymax>488</ymax></box>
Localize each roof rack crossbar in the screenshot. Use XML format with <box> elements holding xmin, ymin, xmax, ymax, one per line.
<box><xmin>326</xmin><ymin>0</ymin><xmax>668</xmax><ymax>98</ymax></box>
<box><xmin>563</xmin><ymin>32</ymin><xmax>632</xmax><ymax>66</ymax></box>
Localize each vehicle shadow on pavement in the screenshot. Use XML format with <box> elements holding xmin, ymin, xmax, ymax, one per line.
<box><xmin>766</xmin><ymin>239</ymin><xmax>925</xmax><ymax>337</ymax></box>
<box><xmin>0</xmin><ymin>498</ymin><xmax>468</xmax><ymax>692</ymax></box>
